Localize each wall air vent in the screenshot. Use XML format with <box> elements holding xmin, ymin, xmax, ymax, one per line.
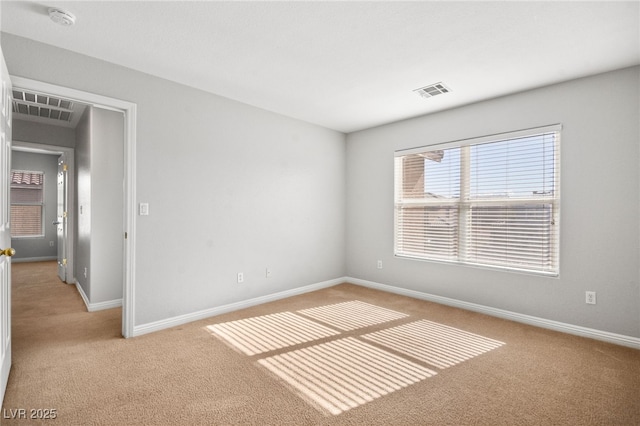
<box><xmin>413</xmin><ymin>82</ymin><xmax>451</xmax><ymax>99</ymax></box>
<box><xmin>12</xmin><ymin>90</ymin><xmax>74</xmax><ymax>123</ymax></box>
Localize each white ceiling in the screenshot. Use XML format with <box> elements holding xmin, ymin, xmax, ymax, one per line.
<box><xmin>1</xmin><ymin>1</ymin><xmax>639</xmax><ymax>133</ymax></box>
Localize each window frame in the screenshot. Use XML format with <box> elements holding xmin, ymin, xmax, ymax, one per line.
<box><xmin>10</xmin><ymin>169</ymin><xmax>46</xmax><ymax>239</ymax></box>
<box><xmin>394</xmin><ymin>124</ymin><xmax>561</xmax><ymax>277</ymax></box>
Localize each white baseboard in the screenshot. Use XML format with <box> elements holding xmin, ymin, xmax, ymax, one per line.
<box><xmin>347</xmin><ymin>277</ymin><xmax>640</xmax><ymax>350</ymax></box>
<box><xmin>130</xmin><ymin>275</ymin><xmax>640</xmax><ymax>349</ymax></box>
<box><xmin>74</xmin><ymin>280</ymin><xmax>122</xmax><ymax>312</ymax></box>
<box><xmin>12</xmin><ymin>256</ymin><xmax>57</xmax><ymax>263</ymax></box>
<box><xmin>132</xmin><ymin>277</ymin><xmax>345</xmax><ymax>337</ymax></box>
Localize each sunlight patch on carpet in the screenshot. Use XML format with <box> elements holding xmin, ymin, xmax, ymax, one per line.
<box><xmin>296</xmin><ymin>300</ymin><xmax>408</xmax><ymax>331</ymax></box>
<box><xmin>362</xmin><ymin>320</ymin><xmax>505</xmax><ymax>369</ymax></box>
<box><xmin>206</xmin><ymin>312</ymin><xmax>340</xmax><ymax>356</ymax></box>
<box><xmin>257</xmin><ymin>337</ymin><xmax>437</xmax><ymax>416</ymax></box>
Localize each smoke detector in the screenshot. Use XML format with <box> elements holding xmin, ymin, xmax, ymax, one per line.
<box><xmin>48</xmin><ymin>8</ymin><xmax>76</xmax><ymax>26</ymax></box>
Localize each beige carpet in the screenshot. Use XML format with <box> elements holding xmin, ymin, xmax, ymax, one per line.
<box><xmin>3</xmin><ymin>261</ymin><xmax>640</xmax><ymax>425</ymax></box>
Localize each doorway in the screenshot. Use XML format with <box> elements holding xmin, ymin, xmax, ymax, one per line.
<box><xmin>11</xmin><ymin>143</ymin><xmax>75</xmax><ymax>283</ymax></box>
<box><xmin>10</xmin><ymin>76</ymin><xmax>136</xmax><ymax>338</ymax></box>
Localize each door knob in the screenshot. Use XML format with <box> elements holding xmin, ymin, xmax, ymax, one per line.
<box><xmin>0</xmin><ymin>248</ymin><xmax>15</xmax><ymax>257</ymax></box>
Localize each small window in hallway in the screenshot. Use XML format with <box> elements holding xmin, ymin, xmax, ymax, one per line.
<box><xmin>10</xmin><ymin>170</ymin><xmax>45</xmax><ymax>238</ymax></box>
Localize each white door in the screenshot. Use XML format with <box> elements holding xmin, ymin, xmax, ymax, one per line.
<box><xmin>0</xmin><ymin>46</ymin><xmax>14</xmax><ymax>404</ymax></box>
<box><xmin>56</xmin><ymin>154</ymin><xmax>67</xmax><ymax>282</ymax></box>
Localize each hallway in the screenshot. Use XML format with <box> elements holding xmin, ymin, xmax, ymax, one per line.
<box><xmin>5</xmin><ymin>261</ymin><xmax>121</xmax><ymax>420</ymax></box>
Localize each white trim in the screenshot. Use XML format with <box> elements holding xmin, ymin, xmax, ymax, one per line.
<box><xmin>11</xmin><ymin>256</ymin><xmax>57</xmax><ymax>263</ymax></box>
<box><xmin>10</xmin><ymin>76</ymin><xmax>137</xmax><ymax>338</ymax></box>
<box><xmin>131</xmin><ymin>275</ymin><xmax>640</xmax><ymax>349</ymax></box>
<box><xmin>132</xmin><ymin>277</ymin><xmax>344</xmax><ymax>337</ymax></box>
<box><xmin>74</xmin><ymin>279</ymin><xmax>89</xmax><ymax>310</ymax></box>
<box><xmin>74</xmin><ymin>279</ymin><xmax>122</xmax><ymax>312</ymax></box>
<box><xmin>347</xmin><ymin>277</ymin><xmax>640</xmax><ymax>350</ymax></box>
<box><xmin>88</xmin><ymin>299</ymin><xmax>122</xmax><ymax>312</ymax></box>
<box><xmin>11</xmin><ymin>141</ymin><xmax>69</xmax><ymax>155</ymax></box>
<box><xmin>122</xmin><ymin>101</ymin><xmax>137</xmax><ymax>338</ymax></box>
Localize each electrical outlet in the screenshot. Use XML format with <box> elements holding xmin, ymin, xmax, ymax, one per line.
<box><xmin>237</xmin><ymin>272</ymin><xmax>244</xmax><ymax>283</ymax></box>
<box><xmin>377</xmin><ymin>260</ymin><xmax>383</xmax><ymax>269</ymax></box>
<box><xmin>265</xmin><ymin>268</ymin><xmax>272</xmax><ymax>278</ymax></box>
<box><xmin>585</xmin><ymin>291</ymin><xmax>596</xmax><ymax>305</ymax></box>
<box><xmin>49</xmin><ymin>241</ymin><xmax>54</xmax><ymax>247</ymax></box>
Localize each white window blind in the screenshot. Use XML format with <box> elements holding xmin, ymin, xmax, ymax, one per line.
<box><xmin>394</xmin><ymin>125</ymin><xmax>560</xmax><ymax>276</ymax></box>
<box><xmin>10</xmin><ymin>170</ymin><xmax>45</xmax><ymax>238</ymax></box>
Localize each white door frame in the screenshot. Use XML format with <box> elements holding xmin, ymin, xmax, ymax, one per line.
<box><xmin>11</xmin><ymin>141</ymin><xmax>75</xmax><ymax>281</ymax></box>
<box><xmin>11</xmin><ymin>76</ymin><xmax>137</xmax><ymax>338</ymax></box>
<box><xmin>56</xmin><ymin>152</ymin><xmax>69</xmax><ymax>282</ymax></box>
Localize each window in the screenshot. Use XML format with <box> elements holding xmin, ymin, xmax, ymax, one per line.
<box><xmin>394</xmin><ymin>125</ymin><xmax>560</xmax><ymax>276</ymax></box>
<box><xmin>10</xmin><ymin>170</ymin><xmax>45</xmax><ymax>238</ymax></box>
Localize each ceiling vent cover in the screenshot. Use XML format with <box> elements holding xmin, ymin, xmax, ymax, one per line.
<box><xmin>414</xmin><ymin>82</ymin><xmax>451</xmax><ymax>99</ymax></box>
<box><xmin>12</xmin><ymin>90</ymin><xmax>74</xmax><ymax>123</ymax></box>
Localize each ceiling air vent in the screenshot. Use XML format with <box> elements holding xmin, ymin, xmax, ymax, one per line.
<box><xmin>413</xmin><ymin>82</ymin><xmax>451</xmax><ymax>99</ymax></box>
<box><xmin>12</xmin><ymin>90</ymin><xmax>74</xmax><ymax>123</ymax></box>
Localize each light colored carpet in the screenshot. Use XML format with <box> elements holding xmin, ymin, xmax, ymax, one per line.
<box><xmin>3</xmin><ymin>261</ymin><xmax>640</xmax><ymax>425</ymax></box>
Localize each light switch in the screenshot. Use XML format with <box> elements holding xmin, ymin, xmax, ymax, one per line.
<box><xmin>139</xmin><ymin>203</ymin><xmax>149</xmax><ymax>216</ymax></box>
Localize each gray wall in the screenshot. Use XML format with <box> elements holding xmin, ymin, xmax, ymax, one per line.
<box><xmin>1</xmin><ymin>33</ymin><xmax>347</xmax><ymax>326</ymax></box>
<box><xmin>75</xmin><ymin>106</ymin><xmax>125</xmax><ymax>304</ymax></box>
<box><xmin>10</xmin><ymin>150</ymin><xmax>58</xmax><ymax>260</ymax></box>
<box><xmin>90</xmin><ymin>107</ymin><xmax>124</xmax><ymax>303</ymax></box>
<box><xmin>346</xmin><ymin>66</ymin><xmax>640</xmax><ymax>338</ymax></box>
<box><xmin>75</xmin><ymin>108</ymin><xmax>90</xmax><ymax>299</ymax></box>
<box><xmin>13</xmin><ymin>120</ymin><xmax>75</xmax><ymax>148</ymax></box>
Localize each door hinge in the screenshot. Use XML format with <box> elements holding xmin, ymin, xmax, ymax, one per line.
<box><xmin>62</xmin><ymin>258</ymin><xmax>67</xmax><ymax>265</ymax></box>
<box><xmin>124</xmin><ymin>232</ymin><xmax>128</xmax><ymax>239</ymax></box>
<box><xmin>63</xmin><ymin>211</ymin><xmax>68</xmax><ymax>218</ymax></box>
<box><xmin>63</xmin><ymin>164</ymin><xmax>68</xmax><ymax>172</ymax></box>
